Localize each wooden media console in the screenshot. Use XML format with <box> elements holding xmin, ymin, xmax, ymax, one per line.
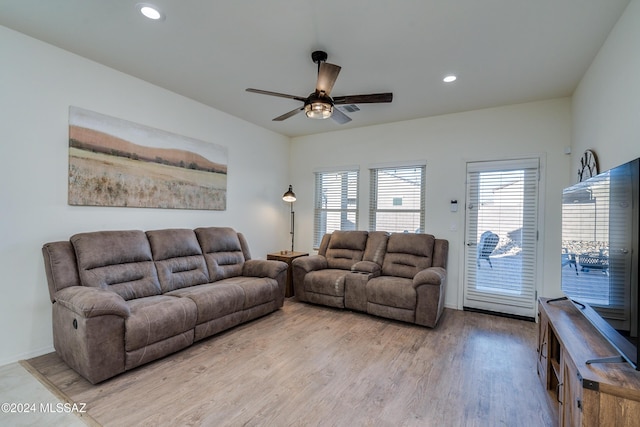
<box><xmin>537</xmin><ymin>297</ymin><xmax>640</xmax><ymax>426</ymax></box>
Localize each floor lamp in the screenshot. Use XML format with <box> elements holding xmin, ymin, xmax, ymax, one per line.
<box><xmin>282</xmin><ymin>185</ymin><xmax>296</xmax><ymax>252</ymax></box>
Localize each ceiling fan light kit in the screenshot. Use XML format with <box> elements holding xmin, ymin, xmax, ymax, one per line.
<box><xmin>246</xmin><ymin>50</ymin><xmax>392</xmax><ymax>125</ymax></box>
<box><xmin>304</xmin><ymin>93</ymin><xmax>333</xmax><ymax>119</ymax></box>
<box><xmin>305</xmin><ymin>102</ymin><xmax>333</xmax><ymax>119</ymax></box>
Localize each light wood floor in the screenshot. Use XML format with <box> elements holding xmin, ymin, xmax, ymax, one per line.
<box><xmin>25</xmin><ymin>299</ymin><xmax>555</xmax><ymax>427</ymax></box>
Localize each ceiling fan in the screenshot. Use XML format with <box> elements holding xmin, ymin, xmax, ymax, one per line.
<box><xmin>246</xmin><ymin>51</ymin><xmax>393</xmax><ymax>124</ymax></box>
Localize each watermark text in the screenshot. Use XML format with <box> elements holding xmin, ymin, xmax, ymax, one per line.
<box><xmin>2</xmin><ymin>401</ymin><xmax>87</xmax><ymax>414</ymax></box>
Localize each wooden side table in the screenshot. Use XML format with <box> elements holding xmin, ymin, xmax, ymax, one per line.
<box><xmin>267</xmin><ymin>251</ymin><xmax>308</xmax><ymax>297</ymax></box>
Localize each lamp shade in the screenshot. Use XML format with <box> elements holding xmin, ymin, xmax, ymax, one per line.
<box><xmin>282</xmin><ymin>185</ymin><xmax>296</xmax><ymax>202</ymax></box>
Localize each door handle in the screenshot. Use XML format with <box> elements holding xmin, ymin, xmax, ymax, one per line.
<box><xmin>557</xmin><ymin>382</ymin><xmax>563</xmax><ymax>404</ymax></box>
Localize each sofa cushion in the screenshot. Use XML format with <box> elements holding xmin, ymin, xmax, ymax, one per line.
<box><xmin>167</xmin><ymin>282</ymin><xmax>245</xmax><ymax>324</ymax></box>
<box><xmin>382</xmin><ymin>233</ymin><xmax>435</xmax><ymax>279</ymax></box>
<box><xmin>195</xmin><ymin>227</ymin><xmax>245</xmax><ymax>280</ymax></box>
<box><xmin>316</xmin><ymin>233</ymin><xmax>332</xmax><ymax>257</ymax></box>
<box><xmin>147</xmin><ymin>229</ymin><xmax>210</xmax><ymax>293</ymax></box>
<box><xmin>367</xmin><ymin>276</ymin><xmax>416</xmax><ymax>310</ymax></box>
<box><xmin>42</xmin><ymin>241</ymin><xmax>81</xmax><ymax>302</ymax></box>
<box><xmin>71</xmin><ymin>230</ymin><xmax>161</xmax><ymax>300</ymax></box>
<box><xmin>325</xmin><ymin>230</ymin><xmax>368</xmax><ymax>270</ymax></box>
<box><xmin>304</xmin><ymin>269</ymin><xmax>349</xmax><ymax>297</ymax></box>
<box><xmin>220</xmin><ymin>277</ymin><xmax>279</xmax><ymax>309</ymax></box>
<box><xmin>362</xmin><ymin>231</ymin><xmax>389</xmax><ymax>265</ymax></box>
<box><xmin>125</xmin><ymin>295</ymin><xmax>197</xmax><ymax>351</ymax></box>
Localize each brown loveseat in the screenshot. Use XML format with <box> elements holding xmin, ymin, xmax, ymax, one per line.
<box><xmin>42</xmin><ymin>227</ymin><xmax>288</xmax><ymax>384</ymax></box>
<box><xmin>292</xmin><ymin>231</ymin><xmax>448</xmax><ymax>327</ymax></box>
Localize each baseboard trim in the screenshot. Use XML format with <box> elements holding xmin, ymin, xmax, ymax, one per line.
<box><xmin>463</xmin><ymin>306</ymin><xmax>535</xmax><ymax>322</ymax></box>
<box><xmin>0</xmin><ymin>345</ymin><xmax>55</xmax><ymax>368</ymax></box>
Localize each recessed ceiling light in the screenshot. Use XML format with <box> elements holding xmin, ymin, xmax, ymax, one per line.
<box><xmin>137</xmin><ymin>3</ymin><xmax>165</xmax><ymax>21</ymax></box>
<box><xmin>443</xmin><ymin>75</ymin><xmax>457</xmax><ymax>83</ymax></box>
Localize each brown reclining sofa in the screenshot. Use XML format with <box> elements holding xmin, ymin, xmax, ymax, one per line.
<box><xmin>42</xmin><ymin>227</ymin><xmax>287</xmax><ymax>384</ymax></box>
<box><xmin>292</xmin><ymin>231</ymin><xmax>448</xmax><ymax>328</ymax></box>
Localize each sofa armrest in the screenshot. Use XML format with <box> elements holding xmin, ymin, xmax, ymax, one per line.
<box><xmin>242</xmin><ymin>259</ymin><xmax>288</xmax><ymax>307</ymax></box>
<box><xmin>291</xmin><ymin>255</ymin><xmax>327</xmax><ymax>302</ymax></box>
<box><xmin>55</xmin><ymin>286</ymin><xmax>130</xmax><ymax>318</ymax></box>
<box><xmin>351</xmin><ymin>260</ymin><xmax>381</xmax><ymax>276</ymax></box>
<box><xmin>243</xmin><ymin>259</ymin><xmax>288</xmax><ymax>278</ymax></box>
<box><xmin>291</xmin><ymin>254</ymin><xmax>327</xmax><ymax>272</ymax></box>
<box><xmin>413</xmin><ymin>266</ymin><xmax>447</xmax><ymax>287</ymax></box>
<box><xmin>413</xmin><ymin>267</ymin><xmax>447</xmax><ymax>328</ymax></box>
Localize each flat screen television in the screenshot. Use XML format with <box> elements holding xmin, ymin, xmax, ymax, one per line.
<box><xmin>561</xmin><ymin>157</ymin><xmax>639</xmax><ymax>369</ymax></box>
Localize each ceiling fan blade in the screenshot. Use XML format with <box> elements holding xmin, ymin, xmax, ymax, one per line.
<box><xmin>333</xmin><ymin>93</ymin><xmax>393</xmax><ymax>105</ymax></box>
<box><xmin>316</xmin><ymin>63</ymin><xmax>341</xmax><ymax>96</ymax></box>
<box><xmin>273</xmin><ymin>107</ymin><xmax>304</xmax><ymax>121</ymax></box>
<box><xmin>331</xmin><ymin>107</ymin><xmax>352</xmax><ymax>125</ymax></box>
<box><xmin>246</xmin><ymin>88</ymin><xmax>307</xmax><ymax>103</ymax></box>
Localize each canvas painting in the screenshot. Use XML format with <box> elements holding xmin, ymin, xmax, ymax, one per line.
<box><xmin>68</xmin><ymin>106</ymin><xmax>227</xmax><ymax>210</ymax></box>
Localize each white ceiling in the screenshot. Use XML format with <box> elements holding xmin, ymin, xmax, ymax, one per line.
<box><xmin>0</xmin><ymin>0</ymin><xmax>630</xmax><ymax>138</ymax></box>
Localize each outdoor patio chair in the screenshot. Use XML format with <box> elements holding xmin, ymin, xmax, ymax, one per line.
<box><xmin>477</xmin><ymin>231</ymin><xmax>499</xmax><ymax>268</ymax></box>
<box><xmin>561</xmin><ymin>248</ymin><xmax>578</xmax><ymax>275</ymax></box>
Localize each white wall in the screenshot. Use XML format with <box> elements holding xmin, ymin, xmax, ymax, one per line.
<box><xmin>0</xmin><ymin>26</ymin><xmax>291</xmax><ymax>365</ymax></box>
<box><xmin>572</xmin><ymin>0</ymin><xmax>640</xmax><ymax>172</ymax></box>
<box><xmin>291</xmin><ymin>98</ymin><xmax>572</xmax><ymax>310</ymax></box>
<box><xmin>2</xmin><ymin>0</ymin><xmax>635</xmax><ymax>367</ymax></box>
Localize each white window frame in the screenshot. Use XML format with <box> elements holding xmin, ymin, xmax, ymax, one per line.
<box><xmin>313</xmin><ymin>166</ymin><xmax>360</xmax><ymax>248</ymax></box>
<box><xmin>369</xmin><ymin>161</ymin><xmax>426</xmax><ymax>233</ymax></box>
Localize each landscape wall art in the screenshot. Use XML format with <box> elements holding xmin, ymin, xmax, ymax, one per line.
<box><xmin>68</xmin><ymin>106</ymin><xmax>227</xmax><ymax>210</ymax></box>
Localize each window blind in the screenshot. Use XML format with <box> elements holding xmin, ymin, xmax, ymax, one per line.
<box><xmin>369</xmin><ymin>165</ymin><xmax>425</xmax><ymax>233</ymax></box>
<box><xmin>313</xmin><ymin>169</ymin><xmax>359</xmax><ymax>248</ymax></box>
<box><xmin>464</xmin><ymin>159</ymin><xmax>539</xmax><ymax>317</ymax></box>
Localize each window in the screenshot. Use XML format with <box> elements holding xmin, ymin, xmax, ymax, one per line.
<box><xmin>369</xmin><ymin>164</ymin><xmax>425</xmax><ymax>233</ymax></box>
<box><xmin>314</xmin><ymin>168</ymin><xmax>359</xmax><ymax>247</ymax></box>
